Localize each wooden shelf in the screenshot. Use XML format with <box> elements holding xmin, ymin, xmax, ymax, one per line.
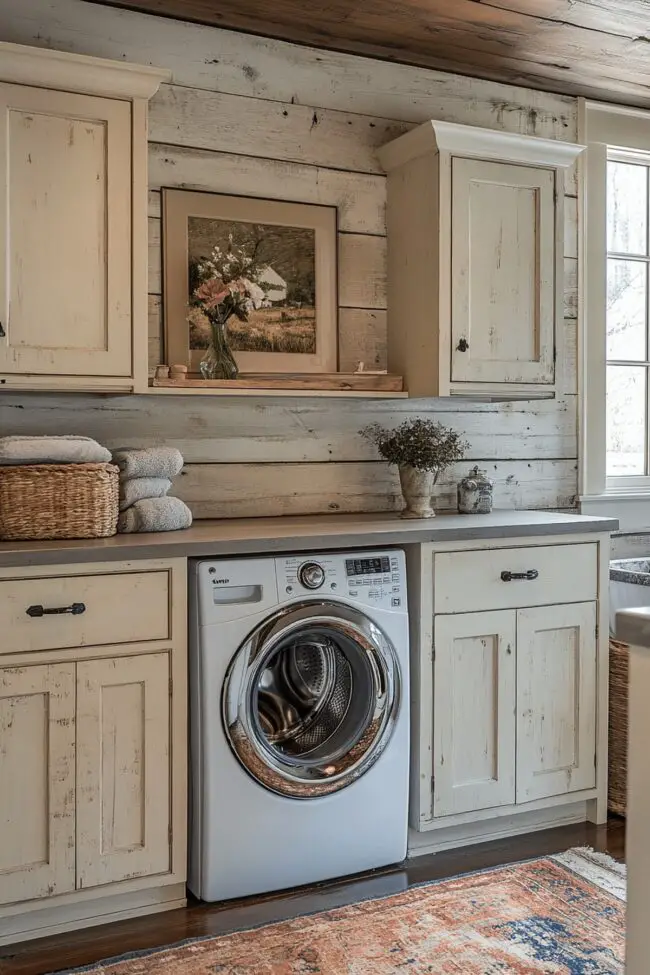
<box><xmin>147</xmin><ymin>373</ymin><xmax>406</xmax><ymax>397</ymax></box>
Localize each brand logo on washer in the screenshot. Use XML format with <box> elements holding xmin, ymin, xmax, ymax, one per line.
<box><xmin>212</xmin><ymin>578</ymin><xmax>230</xmax><ymax>585</ymax></box>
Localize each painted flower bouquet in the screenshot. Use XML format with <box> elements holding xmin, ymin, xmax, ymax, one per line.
<box><xmin>189</xmin><ymin>237</ymin><xmax>284</xmax><ymax>379</ymax></box>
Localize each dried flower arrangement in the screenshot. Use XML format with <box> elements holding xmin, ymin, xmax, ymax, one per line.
<box><xmin>361</xmin><ymin>418</ymin><xmax>469</xmax><ymax>518</ymax></box>
<box><xmin>361</xmin><ymin>418</ymin><xmax>468</xmax><ymax>479</ymax></box>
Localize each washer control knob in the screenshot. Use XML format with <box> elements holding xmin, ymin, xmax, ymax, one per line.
<box><xmin>298</xmin><ymin>561</ymin><xmax>325</xmax><ymax>589</ymax></box>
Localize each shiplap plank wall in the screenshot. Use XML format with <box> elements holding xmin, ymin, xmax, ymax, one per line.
<box><xmin>0</xmin><ymin>0</ymin><xmax>580</xmax><ymax>518</ymax></box>
<box><xmin>611</xmin><ymin>535</ymin><xmax>650</xmax><ymax>559</ymax></box>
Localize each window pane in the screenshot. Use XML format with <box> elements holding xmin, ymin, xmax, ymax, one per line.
<box><xmin>607</xmin><ymin>161</ymin><xmax>647</xmax><ymax>255</ymax></box>
<box><xmin>607</xmin><ymin>366</ymin><xmax>647</xmax><ymax>476</ymax></box>
<box><xmin>607</xmin><ymin>259</ymin><xmax>647</xmax><ymax>360</ymax></box>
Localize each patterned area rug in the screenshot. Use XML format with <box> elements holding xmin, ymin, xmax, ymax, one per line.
<box><xmin>65</xmin><ymin>848</ymin><xmax>626</xmax><ymax>975</ymax></box>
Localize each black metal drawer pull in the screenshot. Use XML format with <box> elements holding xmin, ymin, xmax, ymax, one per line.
<box><xmin>500</xmin><ymin>570</ymin><xmax>539</xmax><ymax>582</ymax></box>
<box><xmin>26</xmin><ymin>602</ymin><xmax>86</xmax><ymax>618</ymax></box>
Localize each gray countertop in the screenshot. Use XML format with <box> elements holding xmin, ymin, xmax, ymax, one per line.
<box><xmin>611</xmin><ymin>559</ymin><xmax>650</xmax><ymax>586</ymax></box>
<box><xmin>0</xmin><ymin>510</ymin><xmax>618</xmax><ymax>569</ymax></box>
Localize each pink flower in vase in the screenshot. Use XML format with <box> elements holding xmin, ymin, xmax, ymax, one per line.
<box><xmin>194</xmin><ymin>278</ymin><xmax>230</xmax><ymax>310</ymax></box>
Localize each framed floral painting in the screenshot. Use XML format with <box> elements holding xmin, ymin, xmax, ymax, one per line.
<box><xmin>162</xmin><ymin>189</ymin><xmax>338</xmax><ymax>375</ymax></box>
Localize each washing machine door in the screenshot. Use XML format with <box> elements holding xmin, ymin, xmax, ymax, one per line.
<box><xmin>222</xmin><ymin>601</ymin><xmax>401</xmax><ymax>798</ymax></box>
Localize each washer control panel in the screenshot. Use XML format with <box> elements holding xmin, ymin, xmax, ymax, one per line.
<box><xmin>276</xmin><ymin>550</ymin><xmax>406</xmax><ymax>611</ymax></box>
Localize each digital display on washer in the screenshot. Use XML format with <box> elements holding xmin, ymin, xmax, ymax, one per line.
<box><xmin>345</xmin><ymin>556</ymin><xmax>391</xmax><ymax>577</ymax></box>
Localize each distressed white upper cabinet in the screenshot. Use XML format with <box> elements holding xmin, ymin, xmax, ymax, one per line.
<box><xmin>0</xmin><ymin>43</ymin><xmax>169</xmax><ymax>392</ymax></box>
<box><xmin>379</xmin><ymin>121</ymin><xmax>584</xmax><ymax>398</ymax></box>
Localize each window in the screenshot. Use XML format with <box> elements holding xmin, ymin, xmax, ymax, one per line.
<box><xmin>606</xmin><ymin>155</ymin><xmax>650</xmax><ymax>479</ymax></box>
<box><xmin>581</xmin><ymin>101</ymin><xmax>650</xmax><ymax>528</ymax></box>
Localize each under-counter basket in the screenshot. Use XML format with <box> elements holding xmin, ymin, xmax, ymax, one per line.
<box><xmin>0</xmin><ymin>463</ymin><xmax>119</xmax><ymax>540</ymax></box>
<box><xmin>608</xmin><ymin>637</ymin><xmax>629</xmax><ymax>817</ymax></box>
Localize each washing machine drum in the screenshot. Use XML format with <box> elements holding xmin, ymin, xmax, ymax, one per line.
<box><xmin>222</xmin><ymin>601</ymin><xmax>401</xmax><ymax>798</ymax></box>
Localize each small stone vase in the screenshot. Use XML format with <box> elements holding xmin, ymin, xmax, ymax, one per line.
<box><xmin>398</xmin><ymin>465</ymin><xmax>436</xmax><ymax>519</ymax></box>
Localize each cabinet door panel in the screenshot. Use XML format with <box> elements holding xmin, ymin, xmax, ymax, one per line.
<box><xmin>434</xmin><ymin>611</ymin><xmax>516</xmax><ymax>817</ymax></box>
<box><xmin>76</xmin><ymin>654</ymin><xmax>171</xmax><ymax>888</ymax></box>
<box><xmin>516</xmin><ymin>602</ymin><xmax>597</xmax><ymax>802</ymax></box>
<box><xmin>0</xmin><ymin>83</ymin><xmax>131</xmax><ymax>377</ymax></box>
<box><xmin>451</xmin><ymin>157</ymin><xmax>556</xmax><ymax>385</ymax></box>
<box><xmin>0</xmin><ymin>665</ymin><xmax>75</xmax><ymax>905</ymax></box>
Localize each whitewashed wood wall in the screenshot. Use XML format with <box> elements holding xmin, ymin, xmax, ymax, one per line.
<box><xmin>0</xmin><ymin>0</ymin><xmax>580</xmax><ymax>519</ymax></box>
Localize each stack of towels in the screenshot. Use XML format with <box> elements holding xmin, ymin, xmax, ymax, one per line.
<box><xmin>0</xmin><ymin>435</ymin><xmax>112</xmax><ymax>466</ymax></box>
<box><xmin>112</xmin><ymin>447</ymin><xmax>192</xmax><ymax>534</ymax></box>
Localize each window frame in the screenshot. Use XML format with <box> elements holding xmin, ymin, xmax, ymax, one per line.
<box><xmin>606</xmin><ymin>149</ymin><xmax>650</xmax><ymax>482</ymax></box>
<box><xmin>580</xmin><ymin>100</ymin><xmax>650</xmax><ymax>529</ymax></box>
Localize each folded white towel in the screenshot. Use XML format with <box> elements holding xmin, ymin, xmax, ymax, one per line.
<box><xmin>118</xmin><ymin>497</ymin><xmax>192</xmax><ymax>533</ymax></box>
<box><xmin>119</xmin><ymin>477</ymin><xmax>172</xmax><ymax>511</ymax></box>
<box><xmin>0</xmin><ymin>435</ymin><xmax>112</xmax><ymax>466</ymax></box>
<box><xmin>112</xmin><ymin>447</ymin><xmax>184</xmax><ymax>480</ymax></box>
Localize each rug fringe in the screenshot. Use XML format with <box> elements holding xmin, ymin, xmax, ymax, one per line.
<box><xmin>570</xmin><ymin>846</ymin><xmax>627</xmax><ymax>877</ymax></box>
<box><xmin>552</xmin><ymin>846</ymin><xmax>627</xmax><ymax>902</ymax></box>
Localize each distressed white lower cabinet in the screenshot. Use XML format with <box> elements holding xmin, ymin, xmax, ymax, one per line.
<box><xmin>0</xmin><ymin>665</ymin><xmax>76</xmax><ymax>906</ymax></box>
<box><xmin>0</xmin><ymin>559</ymin><xmax>187</xmax><ymax>946</ymax></box>
<box><xmin>516</xmin><ymin>602</ymin><xmax>597</xmax><ymax>803</ymax></box>
<box><xmin>378</xmin><ymin>122</ymin><xmax>585</xmax><ymax>398</ymax></box>
<box><xmin>76</xmin><ymin>654</ymin><xmax>172</xmax><ymax>889</ymax></box>
<box><xmin>0</xmin><ymin>43</ymin><xmax>169</xmax><ymax>392</ymax></box>
<box><xmin>408</xmin><ymin>532</ymin><xmax>610</xmax><ymax>855</ymax></box>
<box><xmin>433</xmin><ymin>611</ymin><xmax>516</xmax><ymax>817</ymax></box>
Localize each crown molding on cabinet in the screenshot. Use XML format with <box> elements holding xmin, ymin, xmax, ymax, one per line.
<box><xmin>0</xmin><ymin>41</ymin><xmax>170</xmax><ymax>99</ymax></box>
<box><xmin>378</xmin><ymin>120</ymin><xmax>586</xmax><ymax>173</ymax></box>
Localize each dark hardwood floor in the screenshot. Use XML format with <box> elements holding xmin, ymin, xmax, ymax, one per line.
<box><xmin>0</xmin><ymin>817</ymin><xmax>625</xmax><ymax>975</ymax></box>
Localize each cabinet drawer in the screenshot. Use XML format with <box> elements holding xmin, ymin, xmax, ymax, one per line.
<box><xmin>434</xmin><ymin>543</ymin><xmax>597</xmax><ymax>614</ymax></box>
<box><xmin>0</xmin><ymin>570</ymin><xmax>171</xmax><ymax>653</ymax></box>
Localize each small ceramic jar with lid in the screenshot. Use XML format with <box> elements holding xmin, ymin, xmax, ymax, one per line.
<box><xmin>457</xmin><ymin>465</ymin><xmax>494</xmax><ymax>514</ymax></box>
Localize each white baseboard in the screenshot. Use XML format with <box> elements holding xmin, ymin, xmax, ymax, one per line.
<box><xmin>407</xmin><ymin>802</ymin><xmax>587</xmax><ymax>857</ymax></box>
<box><xmin>0</xmin><ymin>884</ymin><xmax>187</xmax><ymax>947</ymax></box>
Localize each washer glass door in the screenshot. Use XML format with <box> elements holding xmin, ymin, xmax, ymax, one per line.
<box><xmin>222</xmin><ymin>602</ymin><xmax>400</xmax><ymax>798</ymax></box>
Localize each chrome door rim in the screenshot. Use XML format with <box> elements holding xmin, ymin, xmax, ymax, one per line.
<box><xmin>222</xmin><ymin>601</ymin><xmax>401</xmax><ymax>799</ymax></box>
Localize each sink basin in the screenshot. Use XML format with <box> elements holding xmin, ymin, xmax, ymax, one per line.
<box><xmin>610</xmin><ymin>559</ymin><xmax>650</xmax><ymax>637</ymax></box>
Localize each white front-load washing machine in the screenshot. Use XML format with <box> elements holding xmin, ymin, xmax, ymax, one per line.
<box><xmin>189</xmin><ymin>549</ymin><xmax>409</xmax><ymax>902</ymax></box>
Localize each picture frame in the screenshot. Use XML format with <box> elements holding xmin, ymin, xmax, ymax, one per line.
<box><xmin>162</xmin><ymin>189</ymin><xmax>338</xmax><ymax>374</ymax></box>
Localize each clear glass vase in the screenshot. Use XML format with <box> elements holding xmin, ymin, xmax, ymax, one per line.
<box><xmin>200</xmin><ymin>319</ymin><xmax>239</xmax><ymax>381</ymax></box>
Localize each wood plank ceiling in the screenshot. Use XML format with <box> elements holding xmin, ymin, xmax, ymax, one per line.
<box><xmin>88</xmin><ymin>0</ymin><xmax>650</xmax><ymax>106</ymax></box>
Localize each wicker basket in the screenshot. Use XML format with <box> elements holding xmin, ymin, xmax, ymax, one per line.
<box><xmin>608</xmin><ymin>637</ymin><xmax>629</xmax><ymax>817</ymax></box>
<box><xmin>0</xmin><ymin>463</ymin><xmax>119</xmax><ymax>541</ymax></box>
